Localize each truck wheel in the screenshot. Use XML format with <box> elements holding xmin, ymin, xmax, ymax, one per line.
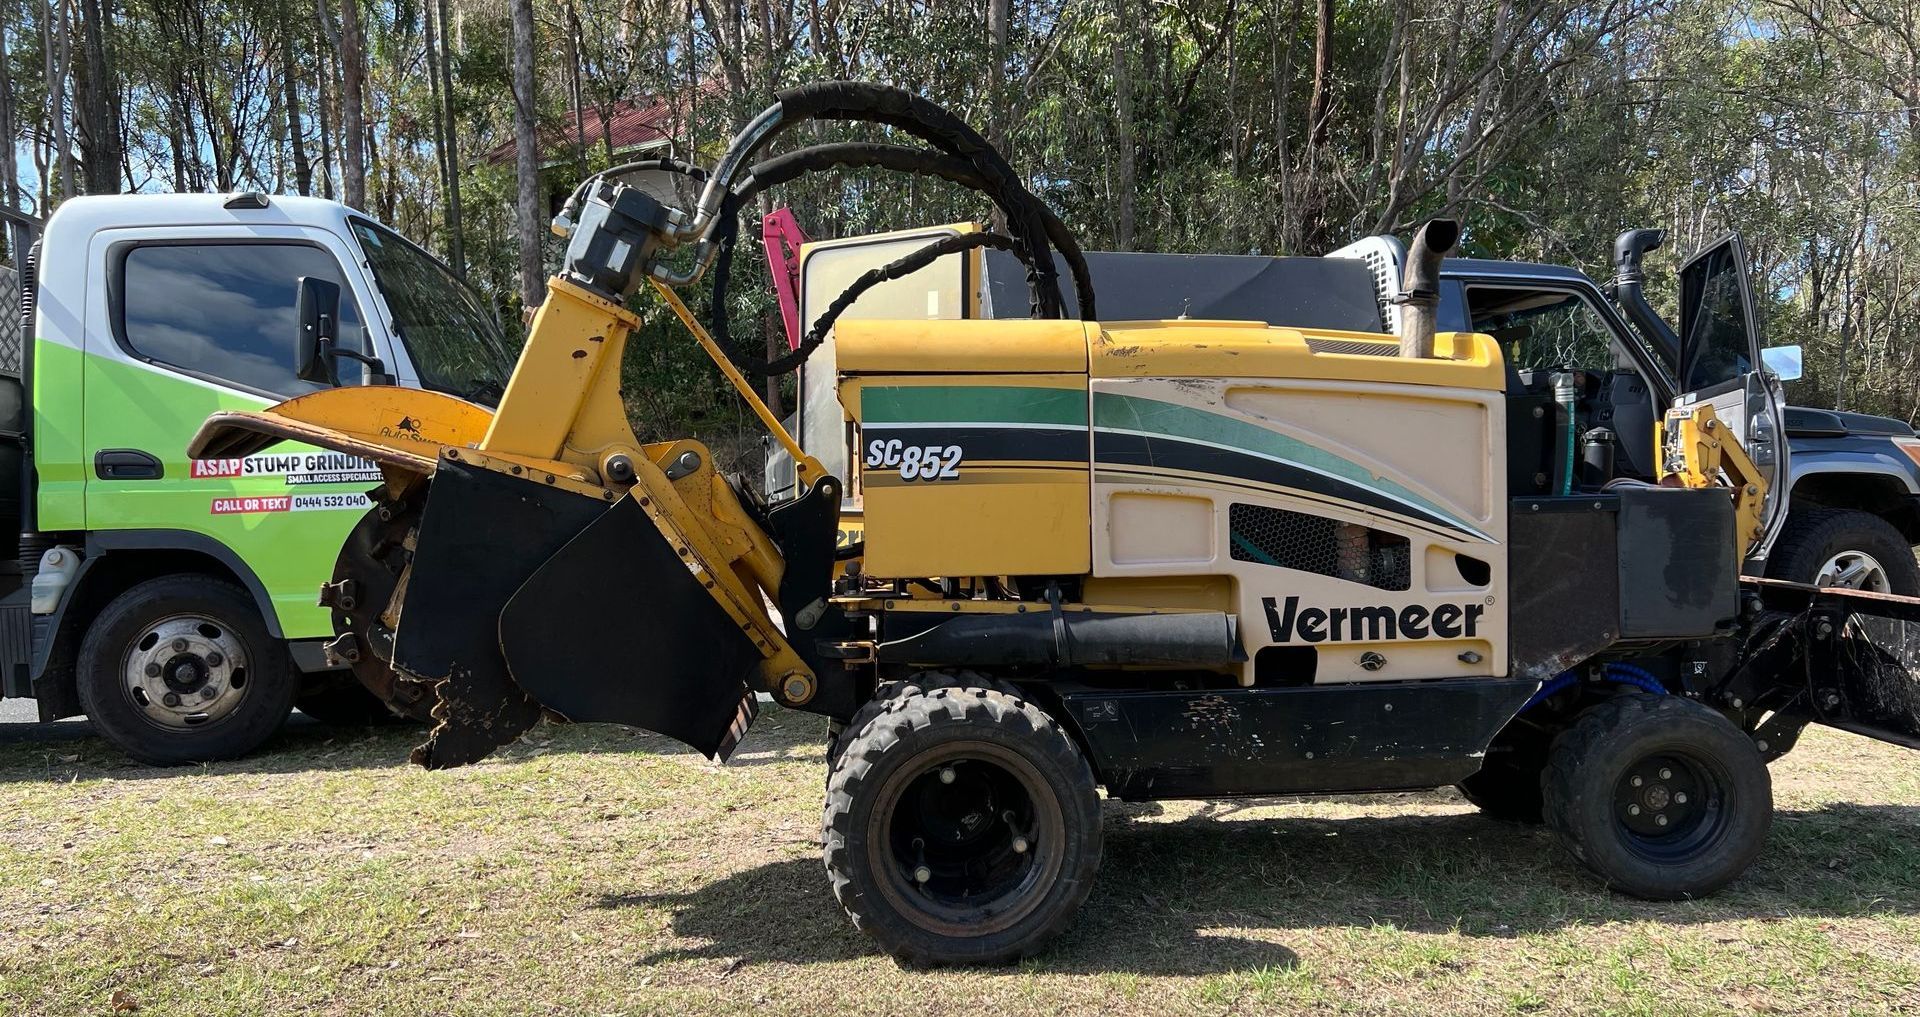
<box><xmin>823</xmin><ymin>681</ymin><xmax>1102</xmax><ymax>966</ymax></box>
<box><xmin>1766</xmin><ymin>507</ymin><xmax>1919</xmax><ymax>595</ymax></box>
<box><xmin>76</xmin><ymin>575</ymin><xmax>296</xmax><ymax>765</ymax></box>
<box><xmin>1542</xmin><ymin>694</ymin><xmax>1771</xmax><ymax>900</ymax></box>
<box><xmin>1457</xmin><ymin>762</ymin><xmax>1543</xmax><ymax>823</ymax></box>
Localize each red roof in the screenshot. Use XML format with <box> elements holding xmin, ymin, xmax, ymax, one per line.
<box><xmin>484</xmin><ymin>94</ymin><xmax>677</xmax><ymax>166</ymax></box>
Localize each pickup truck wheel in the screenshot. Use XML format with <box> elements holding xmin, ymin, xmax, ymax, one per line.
<box><xmin>1766</xmin><ymin>507</ymin><xmax>1919</xmax><ymax>595</ymax></box>
<box><xmin>76</xmin><ymin>575</ymin><xmax>296</xmax><ymax>765</ymax></box>
<box><xmin>823</xmin><ymin>681</ymin><xmax>1102</xmax><ymax>966</ymax></box>
<box><xmin>1542</xmin><ymin>694</ymin><xmax>1771</xmax><ymax>900</ymax></box>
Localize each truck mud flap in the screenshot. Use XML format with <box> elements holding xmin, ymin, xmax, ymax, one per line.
<box><xmin>1752</xmin><ymin>580</ymin><xmax>1920</xmax><ymax>749</ymax></box>
<box><xmin>498</xmin><ymin>495</ymin><xmax>761</xmax><ymax>760</ymax></box>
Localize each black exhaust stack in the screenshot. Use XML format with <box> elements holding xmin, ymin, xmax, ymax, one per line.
<box><xmin>1396</xmin><ymin>219</ymin><xmax>1459</xmax><ymax>358</ymax></box>
<box><xmin>1608</xmin><ymin>228</ymin><xmax>1680</xmax><ymax>367</ymax></box>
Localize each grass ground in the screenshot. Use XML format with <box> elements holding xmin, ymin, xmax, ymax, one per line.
<box><xmin>1</xmin><ymin>711</ymin><xmax>1916</xmax><ymax>1016</ymax></box>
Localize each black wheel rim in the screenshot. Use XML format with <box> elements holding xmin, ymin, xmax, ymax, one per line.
<box><xmin>1611</xmin><ymin>749</ymin><xmax>1731</xmax><ymax>862</ymax></box>
<box><xmin>866</xmin><ymin>740</ymin><xmax>1066</xmax><ymax>938</ymax></box>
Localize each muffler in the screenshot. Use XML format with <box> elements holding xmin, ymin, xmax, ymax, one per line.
<box><xmin>1396</xmin><ymin>219</ymin><xmax>1459</xmax><ymax>358</ymax></box>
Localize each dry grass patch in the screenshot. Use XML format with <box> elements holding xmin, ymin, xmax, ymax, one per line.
<box><xmin>1</xmin><ymin>711</ymin><xmax>1916</xmax><ymax>1016</ymax></box>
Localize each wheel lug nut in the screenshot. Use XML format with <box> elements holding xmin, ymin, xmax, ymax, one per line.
<box><xmin>913</xmin><ymin>865</ymin><xmax>932</xmax><ymax>883</ymax></box>
<box><xmin>163</xmin><ymin>692</ymin><xmax>180</xmax><ymax>707</ymax></box>
<box><xmin>172</xmin><ymin>639</ymin><xmax>188</xmax><ymax>652</ymax></box>
<box><xmin>1630</xmin><ymin>776</ymin><xmax>1643</xmax><ymax>788</ymax></box>
<box><xmin>1674</xmin><ymin>792</ymin><xmax>1688</xmax><ymax>805</ymax></box>
<box><xmin>1658</xmin><ymin>768</ymin><xmax>1672</xmax><ymax>780</ymax></box>
<box><xmin>200</xmin><ymin>687</ymin><xmax>217</xmax><ymax>701</ymax></box>
<box><xmin>1627</xmin><ymin>804</ymin><xmax>1641</xmax><ymax>816</ymax></box>
<box><xmin>206</xmin><ymin>652</ymin><xmax>223</xmax><ymax>666</ymax></box>
<box><xmin>937</xmin><ymin>767</ymin><xmax>956</xmax><ymax>785</ymax></box>
<box><xmin>1655</xmin><ymin>814</ymin><xmax>1669</xmax><ymax>827</ymax></box>
<box><xmin>144</xmin><ymin>663</ymin><xmax>162</xmax><ymax>677</ymax></box>
<box><xmin>1012</xmin><ymin>836</ymin><xmax>1029</xmax><ymax>854</ymax></box>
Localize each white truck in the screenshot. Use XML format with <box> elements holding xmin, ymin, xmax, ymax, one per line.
<box><xmin>1</xmin><ymin>193</ymin><xmax>510</xmax><ymax>763</ymax></box>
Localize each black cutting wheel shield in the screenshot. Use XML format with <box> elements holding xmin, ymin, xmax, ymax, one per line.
<box><xmin>395</xmin><ymin>458</ymin><xmax>609</xmax><ymax>768</ymax></box>
<box><xmin>498</xmin><ymin>495</ymin><xmax>762</xmax><ymax>760</ymax></box>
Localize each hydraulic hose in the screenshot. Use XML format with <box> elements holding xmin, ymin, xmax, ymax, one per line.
<box><xmin>759</xmin><ymin>231</ymin><xmax>1020</xmax><ymax>377</ymax></box>
<box><xmin>1520</xmin><ymin>662</ymin><xmax>1670</xmax><ymax>713</ymax></box>
<box><xmin>704</xmin><ymin>140</ymin><xmax>1098</xmax><ymax>376</ymax></box>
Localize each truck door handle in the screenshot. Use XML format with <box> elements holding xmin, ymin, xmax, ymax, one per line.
<box><xmin>94</xmin><ymin>449</ymin><xmax>165</xmax><ymax>480</ymax></box>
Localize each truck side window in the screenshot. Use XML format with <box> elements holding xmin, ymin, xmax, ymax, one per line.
<box><xmin>1467</xmin><ymin>287</ymin><xmax>1616</xmax><ymax>372</ymax></box>
<box><xmin>115</xmin><ymin>243</ymin><xmax>365</xmax><ymax>397</ymax></box>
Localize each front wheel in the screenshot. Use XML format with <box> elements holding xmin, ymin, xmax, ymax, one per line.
<box><xmin>76</xmin><ymin>575</ymin><xmax>297</xmax><ymax>765</ymax></box>
<box><xmin>1765</xmin><ymin>507</ymin><xmax>1919</xmax><ymax>595</ymax></box>
<box><xmin>1542</xmin><ymin>694</ymin><xmax>1771</xmax><ymax>899</ymax></box>
<box><xmin>823</xmin><ymin>681</ymin><xmax>1102</xmax><ymax>966</ymax></box>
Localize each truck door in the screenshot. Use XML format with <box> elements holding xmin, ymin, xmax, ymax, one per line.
<box><xmin>80</xmin><ymin>224</ymin><xmax>393</xmax><ymax>638</ymax></box>
<box><xmin>1672</xmin><ymin>234</ymin><xmax>1789</xmax><ymax>554</ymax></box>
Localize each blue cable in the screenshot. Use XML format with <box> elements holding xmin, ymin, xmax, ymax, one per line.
<box><xmin>1519</xmin><ymin>662</ymin><xmax>1669</xmax><ymax>713</ymax></box>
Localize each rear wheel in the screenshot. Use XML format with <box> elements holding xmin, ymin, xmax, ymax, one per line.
<box><xmin>823</xmin><ymin>679</ymin><xmax>1102</xmax><ymax>965</ymax></box>
<box><xmin>76</xmin><ymin>575</ymin><xmax>296</xmax><ymax>765</ymax></box>
<box><xmin>1542</xmin><ymin>694</ymin><xmax>1771</xmax><ymax>899</ymax></box>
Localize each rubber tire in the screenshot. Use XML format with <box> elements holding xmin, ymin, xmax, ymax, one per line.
<box><xmin>823</xmin><ymin>680</ymin><xmax>1102</xmax><ymax>966</ymax></box>
<box><xmin>1765</xmin><ymin>506</ymin><xmax>1920</xmax><ymax>595</ymax></box>
<box><xmin>1541</xmin><ymin>694</ymin><xmax>1771</xmax><ymax>900</ymax></box>
<box><xmin>296</xmin><ymin>679</ymin><xmax>405</xmax><ymax>726</ymax></box>
<box><xmin>76</xmin><ymin>575</ymin><xmax>297</xmax><ymax>765</ymax></box>
<box><xmin>1458</xmin><ymin>762</ymin><xmax>1544</xmax><ymax>823</ymax></box>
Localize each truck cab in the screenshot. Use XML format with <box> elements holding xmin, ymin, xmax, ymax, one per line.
<box><xmin>0</xmin><ymin>193</ymin><xmax>511</xmax><ymax>763</ymax></box>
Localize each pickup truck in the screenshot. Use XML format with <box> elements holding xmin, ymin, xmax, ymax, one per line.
<box><xmin>1412</xmin><ymin>245</ymin><xmax>1920</xmax><ymax>597</ymax></box>
<box><xmin>0</xmin><ymin>193</ymin><xmax>513</xmax><ymax>764</ymax></box>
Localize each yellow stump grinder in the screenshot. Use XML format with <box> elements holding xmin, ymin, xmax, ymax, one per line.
<box><xmin>191</xmin><ymin>83</ymin><xmax>1920</xmax><ymax>966</ymax></box>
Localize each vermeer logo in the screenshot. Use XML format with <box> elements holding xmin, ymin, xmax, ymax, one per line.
<box><xmin>1263</xmin><ymin>595</ymin><xmax>1484</xmax><ymax>643</ymax></box>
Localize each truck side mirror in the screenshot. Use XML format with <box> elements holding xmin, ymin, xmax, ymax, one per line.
<box><xmin>1761</xmin><ymin>344</ymin><xmax>1803</xmax><ymax>382</ymax></box>
<box><xmin>296</xmin><ymin>276</ymin><xmax>342</xmax><ymax>384</ymax></box>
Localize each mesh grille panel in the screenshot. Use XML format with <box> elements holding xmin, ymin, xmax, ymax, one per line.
<box><xmin>1229</xmin><ymin>503</ymin><xmax>1411</xmax><ymax>591</ymax></box>
<box><xmin>1305</xmin><ymin>335</ymin><xmax>1398</xmax><ymax>357</ymax></box>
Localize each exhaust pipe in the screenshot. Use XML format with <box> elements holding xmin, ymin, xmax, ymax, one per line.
<box><xmin>1608</xmin><ymin>228</ymin><xmax>1680</xmax><ymax>366</ymax></box>
<box><xmin>1396</xmin><ymin>219</ymin><xmax>1459</xmax><ymax>358</ymax></box>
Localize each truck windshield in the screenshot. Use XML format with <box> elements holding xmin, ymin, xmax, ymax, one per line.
<box><xmin>350</xmin><ymin>219</ymin><xmax>514</xmax><ymax>405</ymax></box>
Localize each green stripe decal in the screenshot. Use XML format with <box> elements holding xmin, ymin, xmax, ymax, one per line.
<box><xmin>1093</xmin><ymin>392</ymin><xmax>1482</xmax><ymax>537</ymax></box>
<box><xmin>862</xmin><ymin>385</ymin><xmax>1086</xmax><ymax>426</ymax></box>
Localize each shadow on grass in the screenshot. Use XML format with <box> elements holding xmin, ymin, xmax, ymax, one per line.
<box><xmin>603</xmin><ymin>801</ymin><xmax>1920</xmax><ymax>973</ymax></box>
<box><xmin>0</xmin><ymin>704</ymin><xmax>831</xmax><ymax>783</ymax></box>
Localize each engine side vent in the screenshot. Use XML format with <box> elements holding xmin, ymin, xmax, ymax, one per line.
<box><xmin>1229</xmin><ymin>503</ymin><xmax>1411</xmax><ymax>591</ymax></box>
<box><xmin>1304</xmin><ymin>336</ymin><xmax>1399</xmax><ymax>357</ymax></box>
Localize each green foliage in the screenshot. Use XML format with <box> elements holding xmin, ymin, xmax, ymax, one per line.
<box><xmin>13</xmin><ymin>0</ymin><xmax>1920</xmax><ymax>431</ymax></box>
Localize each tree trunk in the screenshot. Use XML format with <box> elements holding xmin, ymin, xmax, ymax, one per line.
<box><xmin>1111</xmin><ymin>0</ymin><xmax>1136</xmax><ymax>251</ymax></box>
<box><xmin>510</xmin><ymin>0</ymin><xmax>544</xmax><ymax>309</ymax></box>
<box><xmin>436</xmin><ymin>0</ymin><xmax>464</xmax><ymax>274</ymax></box>
<box><xmin>0</xmin><ymin>8</ymin><xmax>18</xmax><ymax>212</ymax></box>
<box><xmin>77</xmin><ymin>0</ymin><xmax>119</xmax><ymax>193</ymax></box>
<box><xmin>44</xmin><ymin>0</ymin><xmax>75</xmax><ymax>201</ymax></box>
<box><xmin>280</xmin><ymin>0</ymin><xmax>311</xmax><ymax>195</ymax></box>
<box><xmin>333</xmin><ymin>0</ymin><xmax>366</xmax><ymax>209</ymax></box>
<box><xmin>1307</xmin><ymin>0</ymin><xmax>1332</xmax><ymax>148</ymax></box>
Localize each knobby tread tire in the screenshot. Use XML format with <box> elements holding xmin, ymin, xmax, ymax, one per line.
<box><xmin>1540</xmin><ymin>693</ymin><xmax>1771</xmax><ymax>900</ymax></box>
<box><xmin>822</xmin><ymin>676</ymin><xmax>1101</xmax><ymax>966</ymax></box>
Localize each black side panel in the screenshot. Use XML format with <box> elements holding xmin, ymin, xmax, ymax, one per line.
<box><xmin>394</xmin><ymin>458</ymin><xmax>609</xmax><ymax>768</ymax></box>
<box><xmin>1617</xmin><ymin>487</ymin><xmax>1736</xmax><ymax>639</ymax></box>
<box><xmin>500</xmin><ymin>495</ymin><xmax>761</xmax><ymax>759</ymax></box>
<box><xmin>1058</xmin><ymin>679</ymin><xmax>1535</xmax><ymax>800</ymax></box>
<box><xmin>1508</xmin><ymin>498</ymin><xmax>1619</xmax><ymax>681</ymax></box>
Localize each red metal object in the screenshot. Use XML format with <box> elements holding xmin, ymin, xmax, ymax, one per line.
<box><xmin>762</xmin><ymin>207</ymin><xmax>809</xmax><ymax>350</ymax></box>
